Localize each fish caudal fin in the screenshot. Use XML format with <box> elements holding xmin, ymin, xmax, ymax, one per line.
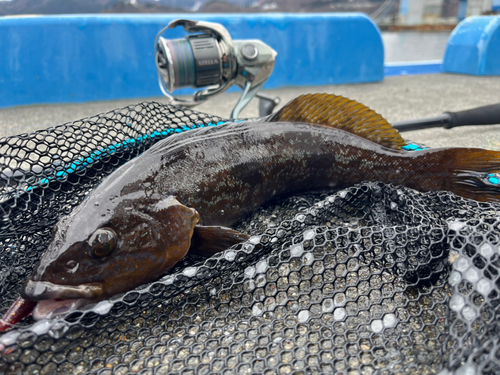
<box><xmin>189</xmin><ymin>226</ymin><xmax>249</xmax><ymax>257</ymax></box>
<box><xmin>268</xmin><ymin>93</ymin><xmax>406</xmax><ymax>150</ymax></box>
<box><xmin>446</xmin><ymin>148</ymin><xmax>500</xmax><ymax>202</ymax></box>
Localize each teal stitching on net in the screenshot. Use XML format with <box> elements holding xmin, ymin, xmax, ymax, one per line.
<box><xmin>30</xmin><ymin>134</ymin><xmax>431</xmax><ymax>190</ymax></box>
<box><xmin>26</xmin><ymin>121</ymin><xmax>230</xmax><ymax>190</ymax></box>
<box><xmin>401</xmin><ymin>143</ymin><xmax>428</xmax><ymax>151</ymax></box>
<box><xmin>486</xmin><ymin>173</ymin><xmax>500</xmax><ymax>185</ymax></box>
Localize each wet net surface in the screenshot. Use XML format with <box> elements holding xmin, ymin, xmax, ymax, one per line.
<box><xmin>0</xmin><ymin>102</ymin><xmax>499</xmax><ymax>375</ymax></box>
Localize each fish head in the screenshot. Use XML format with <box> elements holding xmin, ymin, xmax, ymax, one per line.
<box><xmin>21</xmin><ymin>195</ymin><xmax>199</xmax><ymax>319</ymax></box>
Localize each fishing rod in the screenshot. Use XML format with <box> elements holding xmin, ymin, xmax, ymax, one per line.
<box><xmin>393</xmin><ymin>103</ymin><xmax>500</xmax><ymax>132</ymax></box>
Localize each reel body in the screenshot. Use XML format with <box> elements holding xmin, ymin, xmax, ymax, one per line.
<box><xmin>155</xmin><ymin>19</ymin><xmax>278</xmax><ymax>119</ymax></box>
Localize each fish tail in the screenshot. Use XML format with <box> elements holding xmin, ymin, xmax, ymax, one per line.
<box><xmin>442</xmin><ymin>148</ymin><xmax>500</xmax><ymax>202</ymax></box>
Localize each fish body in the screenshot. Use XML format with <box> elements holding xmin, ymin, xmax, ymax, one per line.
<box><xmin>4</xmin><ymin>93</ymin><xmax>500</xmax><ymax>327</ymax></box>
<box><xmin>64</xmin><ymin>120</ymin><xmax>467</xmax><ymax>229</ymax></box>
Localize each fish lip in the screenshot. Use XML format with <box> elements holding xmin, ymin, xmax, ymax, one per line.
<box><xmin>21</xmin><ymin>280</ymin><xmax>103</xmax><ymax>301</ymax></box>
<box><xmin>33</xmin><ymin>298</ymin><xmax>91</xmax><ymax>321</ymax></box>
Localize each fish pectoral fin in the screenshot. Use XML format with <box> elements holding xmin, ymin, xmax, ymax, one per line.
<box><xmin>189</xmin><ymin>226</ymin><xmax>249</xmax><ymax>257</ymax></box>
<box><xmin>267</xmin><ymin>93</ymin><xmax>406</xmax><ymax>150</ymax></box>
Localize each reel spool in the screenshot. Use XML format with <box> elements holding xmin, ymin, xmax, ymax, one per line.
<box><xmin>155</xmin><ymin>19</ymin><xmax>279</xmax><ymax>119</ymax></box>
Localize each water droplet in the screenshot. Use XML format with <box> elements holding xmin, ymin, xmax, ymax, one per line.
<box><xmin>462</xmin><ymin>305</ymin><xmax>477</xmax><ymax>321</ymax></box>
<box><xmin>448</xmin><ymin>220</ymin><xmax>466</xmax><ymax>232</ymax></box>
<box><xmin>224</xmin><ymin>251</ymin><xmax>236</xmax><ymax>261</ymax></box>
<box><xmin>290</xmin><ymin>244</ymin><xmax>304</xmax><ymax>257</ymax></box>
<box><xmin>162</xmin><ymin>276</ymin><xmax>174</xmax><ymax>285</ymax></box>
<box><xmin>298</xmin><ymin>310</ymin><xmax>310</xmax><ymax>323</ymax></box>
<box><xmin>480</xmin><ymin>242</ymin><xmax>495</xmax><ymax>258</ymax></box>
<box><xmin>464</xmin><ymin>268</ymin><xmax>479</xmax><ymax>283</ymax></box>
<box><xmin>249</xmin><ymin>236</ymin><xmax>261</xmax><ymax>245</ymax></box>
<box><xmin>295</xmin><ymin>214</ymin><xmax>306</xmax><ymax>222</ymax></box>
<box><xmin>30</xmin><ymin>320</ymin><xmax>53</xmax><ymax>335</ymax></box>
<box><xmin>303</xmin><ymin>230</ymin><xmax>315</xmax><ymax>240</ymax></box>
<box><xmin>256</xmin><ymin>260</ymin><xmax>268</xmax><ymax>274</ymax></box>
<box><xmin>252</xmin><ymin>304</ymin><xmax>263</xmax><ymax>316</ymax></box>
<box><xmin>245</xmin><ymin>266</ymin><xmax>256</xmax><ymax>278</ymax></box>
<box><xmin>454</xmin><ymin>257</ymin><xmax>469</xmax><ymax>272</ymax></box>
<box><xmin>93</xmin><ymin>300</ymin><xmax>113</xmax><ymax>315</ymax></box>
<box><xmin>382</xmin><ymin>313</ymin><xmax>397</xmax><ymax>328</ymax></box>
<box><xmin>455</xmin><ymin>364</ymin><xmax>476</xmax><ymax>375</ymax></box>
<box><xmin>477</xmin><ymin>278</ymin><xmax>492</xmax><ymax>296</ymax></box>
<box><xmin>182</xmin><ymin>267</ymin><xmax>198</xmax><ymax>277</ymax></box>
<box><xmin>371</xmin><ymin>320</ymin><xmax>383</xmax><ymax>333</ymax></box>
<box><xmin>334</xmin><ymin>308</ymin><xmax>346</xmax><ymax>321</ymax></box>
<box><xmin>449</xmin><ymin>271</ymin><xmax>461</xmax><ymax>286</ymax></box>
<box><xmin>0</xmin><ymin>331</ymin><xmax>21</xmax><ymax>347</ymax></box>
<box><xmin>450</xmin><ymin>295</ymin><xmax>465</xmax><ymax>311</ymax></box>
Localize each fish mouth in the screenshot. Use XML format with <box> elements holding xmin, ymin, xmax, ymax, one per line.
<box><xmin>21</xmin><ymin>280</ymin><xmax>104</xmax><ymax>321</ymax></box>
<box><xmin>21</xmin><ymin>280</ymin><xmax>104</xmax><ymax>301</ymax></box>
<box><xmin>32</xmin><ymin>298</ymin><xmax>93</xmax><ymax>321</ymax></box>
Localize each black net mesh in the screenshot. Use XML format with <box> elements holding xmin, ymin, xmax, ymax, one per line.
<box><xmin>0</xmin><ymin>102</ymin><xmax>499</xmax><ymax>375</ymax></box>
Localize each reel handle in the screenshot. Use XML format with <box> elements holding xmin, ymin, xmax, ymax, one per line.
<box><xmin>445</xmin><ymin>103</ymin><xmax>500</xmax><ymax>129</ymax></box>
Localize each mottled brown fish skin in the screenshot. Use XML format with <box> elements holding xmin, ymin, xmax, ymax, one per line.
<box><xmin>18</xmin><ymin>120</ymin><xmax>500</xmax><ymax>305</ymax></box>
<box><xmin>137</xmin><ymin>121</ymin><xmax>499</xmax><ymax>226</ymax></box>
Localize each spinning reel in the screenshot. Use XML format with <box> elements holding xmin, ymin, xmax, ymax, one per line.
<box><xmin>155</xmin><ymin>19</ymin><xmax>280</xmax><ymax>119</ymax></box>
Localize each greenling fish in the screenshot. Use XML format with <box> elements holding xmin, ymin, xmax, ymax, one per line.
<box><xmin>3</xmin><ymin>93</ymin><xmax>500</xmax><ymax>330</ymax></box>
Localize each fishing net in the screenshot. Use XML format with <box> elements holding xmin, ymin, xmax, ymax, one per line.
<box><xmin>0</xmin><ymin>102</ymin><xmax>499</xmax><ymax>375</ymax></box>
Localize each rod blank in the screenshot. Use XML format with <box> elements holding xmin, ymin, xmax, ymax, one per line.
<box><xmin>393</xmin><ymin>103</ymin><xmax>500</xmax><ymax>132</ymax></box>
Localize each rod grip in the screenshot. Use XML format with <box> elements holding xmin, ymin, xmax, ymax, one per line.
<box><xmin>446</xmin><ymin>103</ymin><xmax>500</xmax><ymax>128</ymax></box>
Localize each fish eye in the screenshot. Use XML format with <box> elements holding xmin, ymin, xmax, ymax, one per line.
<box><xmin>89</xmin><ymin>228</ymin><xmax>117</xmax><ymax>258</ymax></box>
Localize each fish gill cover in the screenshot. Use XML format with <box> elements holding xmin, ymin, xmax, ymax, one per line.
<box><xmin>0</xmin><ymin>102</ymin><xmax>499</xmax><ymax>374</ymax></box>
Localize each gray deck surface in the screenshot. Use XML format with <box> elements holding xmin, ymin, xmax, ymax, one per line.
<box><xmin>1</xmin><ymin>73</ymin><xmax>499</xmax><ymax>149</ymax></box>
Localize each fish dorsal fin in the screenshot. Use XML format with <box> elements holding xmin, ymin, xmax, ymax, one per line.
<box><xmin>268</xmin><ymin>93</ymin><xmax>406</xmax><ymax>150</ymax></box>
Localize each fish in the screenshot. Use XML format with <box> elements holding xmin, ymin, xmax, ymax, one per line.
<box><xmin>3</xmin><ymin>93</ymin><xmax>500</xmax><ymax>330</ymax></box>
